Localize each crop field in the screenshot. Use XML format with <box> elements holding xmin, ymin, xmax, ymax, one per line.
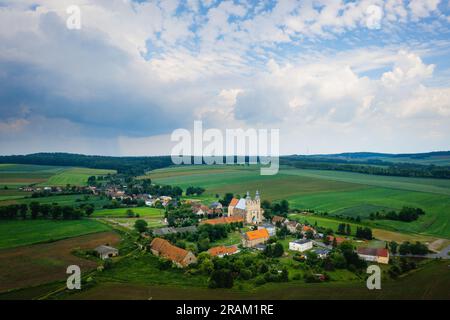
<box><xmin>0</xmin><ymin>164</ymin><xmax>115</xmax><ymax>188</ymax></box>
<box><xmin>60</xmin><ymin>260</ymin><xmax>450</xmax><ymax>300</ymax></box>
<box><xmin>93</xmin><ymin>207</ymin><xmax>164</xmax><ymax>218</ymax></box>
<box><xmin>0</xmin><ymin>219</ymin><xmax>112</xmax><ymax>249</ymax></box>
<box><xmin>93</xmin><ymin>207</ymin><xmax>166</xmax><ymax>228</ymax></box>
<box><xmin>148</xmin><ymin>165</ymin><xmax>450</xmax><ymax>238</ymax></box>
<box><xmin>0</xmin><ymin>231</ymin><xmax>120</xmax><ymax>293</ymax></box>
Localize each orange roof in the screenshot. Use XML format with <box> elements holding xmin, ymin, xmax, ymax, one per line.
<box><xmin>201</xmin><ymin>216</ymin><xmax>244</xmax><ymax>225</ymax></box>
<box><xmin>302</xmin><ymin>225</ymin><xmax>314</xmax><ymax>232</ymax></box>
<box><xmin>244</xmin><ymin>228</ymin><xmax>270</xmax><ymax>241</ymax></box>
<box><xmin>229</xmin><ymin>198</ymin><xmax>239</xmax><ymax>207</ymax></box>
<box><xmin>327</xmin><ymin>236</ymin><xmax>346</xmax><ymax>244</ymax></box>
<box><xmin>208</xmin><ymin>245</ymin><xmax>238</xmax><ymax>257</ymax></box>
<box><xmin>150</xmin><ymin>238</ymin><xmax>191</xmax><ymax>265</ymax></box>
<box><xmin>357</xmin><ymin>247</ymin><xmax>389</xmax><ymax>257</ymax></box>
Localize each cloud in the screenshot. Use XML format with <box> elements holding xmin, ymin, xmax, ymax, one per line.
<box><xmin>0</xmin><ymin>0</ymin><xmax>449</xmax><ymax>155</ymax></box>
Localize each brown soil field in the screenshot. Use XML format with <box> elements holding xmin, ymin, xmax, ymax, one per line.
<box><xmin>0</xmin><ymin>231</ymin><xmax>120</xmax><ymax>293</ymax></box>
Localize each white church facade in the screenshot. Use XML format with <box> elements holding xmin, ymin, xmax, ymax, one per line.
<box><xmin>227</xmin><ymin>191</ymin><xmax>263</xmax><ymax>225</ymax></box>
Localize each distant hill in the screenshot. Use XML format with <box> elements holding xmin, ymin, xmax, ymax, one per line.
<box><xmin>302</xmin><ymin>151</ymin><xmax>450</xmax><ymax>166</ymax></box>
<box><xmin>1</xmin><ymin>151</ymin><xmax>450</xmax><ymax>178</ymax></box>
<box><xmin>0</xmin><ymin>153</ymin><xmax>173</xmax><ymax>176</ymax></box>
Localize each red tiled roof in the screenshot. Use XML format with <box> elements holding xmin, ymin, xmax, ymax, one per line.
<box><xmin>357</xmin><ymin>247</ymin><xmax>389</xmax><ymax>257</ymax></box>
<box><xmin>150</xmin><ymin>238</ymin><xmax>191</xmax><ymax>265</ymax></box>
<box><xmin>201</xmin><ymin>216</ymin><xmax>244</xmax><ymax>225</ymax></box>
<box><xmin>327</xmin><ymin>236</ymin><xmax>346</xmax><ymax>244</ymax></box>
<box><xmin>229</xmin><ymin>198</ymin><xmax>239</xmax><ymax>207</ymax></box>
<box><xmin>244</xmin><ymin>228</ymin><xmax>270</xmax><ymax>241</ymax></box>
<box><xmin>208</xmin><ymin>245</ymin><xmax>238</xmax><ymax>257</ymax></box>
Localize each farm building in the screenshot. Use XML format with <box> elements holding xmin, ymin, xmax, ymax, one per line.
<box><xmin>200</xmin><ymin>216</ymin><xmax>244</xmax><ymax>225</ymax></box>
<box><xmin>94</xmin><ymin>245</ymin><xmax>119</xmax><ymax>260</ymax></box>
<box><xmin>289</xmin><ymin>239</ymin><xmax>313</xmax><ymax>252</ymax></box>
<box><xmin>151</xmin><ymin>226</ymin><xmax>197</xmax><ymax>236</ymax></box>
<box><xmin>242</xmin><ymin>228</ymin><xmax>270</xmax><ymax>248</ymax></box>
<box><xmin>208</xmin><ymin>245</ymin><xmax>239</xmax><ymax>258</ymax></box>
<box><xmin>357</xmin><ymin>248</ymin><xmax>390</xmax><ymax>264</ymax></box>
<box><xmin>327</xmin><ymin>236</ymin><xmax>347</xmax><ymax>245</ymax></box>
<box><xmin>150</xmin><ymin>238</ymin><xmax>197</xmax><ymax>268</ymax></box>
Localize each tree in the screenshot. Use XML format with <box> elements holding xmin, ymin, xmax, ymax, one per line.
<box><xmin>19</xmin><ymin>204</ymin><xmax>28</xmax><ymax>219</ymax></box>
<box><xmin>209</xmin><ymin>269</ymin><xmax>234</xmax><ymax>288</ymax></box>
<box><xmin>345</xmin><ymin>224</ymin><xmax>351</xmax><ymax>236</ymax></box>
<box><xmin>126</xmin><ymin>209</ymin><xmax>135</xmax><ymax>218</ymax></box>
<box><xmin>29</xmin><ymin>202</ymin><xmax>40</xmax><ymax>219</ymax></box>
<box><xmin>134</xmin><ymin>219</ymin><xmax>148</xmax><ymax>233</ymax></box>
<box><xmin>389</xmin><ymin>241</ymin><xmax>398</xmax><ymax>254</ymax></box>
<box><xmin>337</xmin><ymin>223</ymin><xmax>346</xmax><ymax>235</ymax></box>
<box><xmin>85</xmin><ymin>204</ymin><xmax>95</xmax><ymax>217</ymax></box>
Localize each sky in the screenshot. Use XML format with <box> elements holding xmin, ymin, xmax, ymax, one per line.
<box><xmin>0</xmin><ymin>0</ymin><xmax>450</xmax><ymax>156</ymax></box>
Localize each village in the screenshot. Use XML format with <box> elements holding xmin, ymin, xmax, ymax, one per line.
<box><xmin>11</xmin><ymin>174</ymin><xmax>414</xmax><ymax>289</ymax></box>
<box><xmin>82</xmin><ymin>187</ymin><xmax>393</xmax><ymax>288</ymax></box>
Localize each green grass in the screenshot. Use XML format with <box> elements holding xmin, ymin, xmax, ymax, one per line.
<box><xmin>148</xmin><ymin>165</ymin><xmax>450</xmax><ymax>239</ymax></box>
<box><xmin>0</xmin><ymin>219</ymin><xmax>111</xmax><ymax>249</ymax></box>
<box><xmin>0</xmin><ymin>164</ymin><xmax>115</xmax><ymax>188</ymax></box>
<box><xmin>40</xmin><ymin>167</ymin><xmax>115</xmax><ymax>186</ymax></box>
<box><xmin>55</xmin><ymin>259</ymin><xmax>450</xmax><ymax>300</ymax></box>
<box><xmin>93</xmin><ymin>207</ymin><xmax>164</xmax><ymax>218</ymax></box>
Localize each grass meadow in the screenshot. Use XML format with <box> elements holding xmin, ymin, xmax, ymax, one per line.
<box><xmin>0</xmin><ymin>219</ymin><xmax>111</xmax><ymax>249</ymax></box>
<box><xmin>0</xmin><ymin>164</ymin><xmax>115</xmax><ymax>188</ymax></box>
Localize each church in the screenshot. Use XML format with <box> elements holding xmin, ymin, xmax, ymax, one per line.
<box><xmin>227</xmin><ymin>191</ymin><xmax>263</xmax><ymax>225</ymax></box>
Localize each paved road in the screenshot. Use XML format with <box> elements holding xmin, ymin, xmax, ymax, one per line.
<box><xmin>393</xmin><ymin>245</ymin><xmax>450</xmax><ymax>260</ymax></box>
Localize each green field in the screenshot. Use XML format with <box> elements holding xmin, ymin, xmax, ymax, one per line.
<box><xmin>147</xmin><ymin>165</ymin><xmax>450</xmax><ymax>239</ymax></box>
<box><xmin>0</xmin><ymin>164</ymin><xmax>115</xmax><ymax>188</ymax></box>
<box><xmin>93</xmin><ymin>207</ymin><xmax>164</xmax><ymax>218</ymax></box>
<box><xmin>0</xmin><ymin>219</ymin><xmax>111</xmax><ymax>249</ymax></box>
<box><xmin>43</xmin><ymin>259</ymin><xmax>449</xmax><ymax>300</ymax></box>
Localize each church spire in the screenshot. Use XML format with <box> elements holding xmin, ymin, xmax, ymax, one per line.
<box><xmin>255</xmin><ymin>190</ymin><xmax>260</xmax><ymax>200</ymax></box>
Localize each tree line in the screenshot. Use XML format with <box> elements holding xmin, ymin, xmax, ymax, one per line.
<box><xmin>0</xmin><ymin>202</ymin><xmax>94</xmax><ymax>220</ymax></box>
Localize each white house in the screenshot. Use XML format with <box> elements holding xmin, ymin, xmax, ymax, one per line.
<box><xmin>289</xmin><ymin>239</ymin><xmax>313</xmax><ymax>252</ymax></box>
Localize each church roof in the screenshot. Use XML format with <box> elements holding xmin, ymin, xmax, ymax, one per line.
<box><xmin>236</xmin><ymin>198</ymin><xmax>247</xmax><ymax>210</ymax></box>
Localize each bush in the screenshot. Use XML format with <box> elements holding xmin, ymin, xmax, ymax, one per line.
<box><xmin>157</xmin><ymin>258</ymin><xmax>173</xmax><ymax>270</ymax></box>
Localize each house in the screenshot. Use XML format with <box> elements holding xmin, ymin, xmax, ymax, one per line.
<box><xmin>258</xmin><ymin>224</ymin><xmax>276</xmax><ymax>236</ymax></box>
<box><xmin>272</xmin><ymin>215</ymin><xmax>287</xmax><ymax>225</ymax></box>
<box><xmin>286</xmin><ymin>221</ymin><xmax>300</xmax><ymax>233</ymax></box>
<box><xmin>357</xmin><ymin>248</ymin><xmax>389</xmax><ymax>264</ymax></box>
<box><xmin>313</xmin><ymin>248</ymin><xmax>331</xmax><ymax>259</ymax></box>
<box><xmin>210</xmin><ymin>202</ymin><xmax>223</xmax><ymax>210</ymax></box>
<box><xmin>94</xmin><ymin>245</ymin><xmax>119</xmax><ymax>260</ymax></box>
<box><xmin>301</xmin><ymin>225</ymin><xmax>316</xmax><ymax>235</ymax></box>
<box><xmin>150</xmin><ymin>238</ymin><xmax>197</xmax><ymax>268</ymax></box>
<box><xmin>208</xmin><ymin>245</ymin><xmax>239</xmax><ymax>258</ymax></box>
<box><xmin>242</xmin><ymin>228</ymin><xmax>270</xmax><ymax>248</ymax></box>
<box><xmin>289</xmin><ymin>239</ymin><xmax>313</xmax><ymax>252</ymax></box>
<box><xmin>200</xmin><ymin>216</ymin><xmax>244</xmax><ymax>225</ymax></box>
<box><xmin>327</xmin><ymin>236</ymin><xmax>346</xmax><ymax>245</ymax></box>
<box><xmin>192</xmin><ymin>204</ymin><xmax>209</xmax><ymax>216</ymax></box>
<box><xmin>228</xmin><ymin>191</ymin><xmax>263</xmax><ymax>225</ymax></box>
